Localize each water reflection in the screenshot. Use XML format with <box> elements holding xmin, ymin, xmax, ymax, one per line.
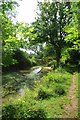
<box><xmin>31</xmin><ymin>67</ymin><xmax>42</xmax><ymax>74</ymax></box>
<box><xmin>2</xmin><ymin>66</ymin><xmax>42</xmax><ymax>103</ymax></box>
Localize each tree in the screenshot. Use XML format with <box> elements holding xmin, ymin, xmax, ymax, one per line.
<box><xmin>1</xmin><ymin>0</ymin><xmax>21</xmax><ymax>67</ymax></box>
<box><xmin>1</xmin><ymin>0</ymin><xmax>19</xmax><ymax>44</ymax></box>
<box><xmin>1</xmin><ymin>0</ymin><xmax>36</xmax><ymax>69</ymax></box>
<box><xmin>32</xmin><ymin>1</ymin><xmax>71</xmax><ymax>67</ymax></box>
<box><xmin>62</xmin><ymin>2</ymin><xmax>80</xmax><ymax>65</ymax></box>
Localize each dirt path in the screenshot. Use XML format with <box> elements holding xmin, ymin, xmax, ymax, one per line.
<box><xmin>63</xmin><ymin>73</ymin><xmax>78</xmax><ymax>118</ymax></box>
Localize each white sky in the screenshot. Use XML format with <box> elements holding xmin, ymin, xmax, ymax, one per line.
<box><xmin>16</xmin><ymin>0</ymin><xmax>44</xmax><ymax>24</ymax></box>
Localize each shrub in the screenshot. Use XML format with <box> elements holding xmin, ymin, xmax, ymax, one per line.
<box><xmin>48</xmin><ymin>60</ymin><xmax>57</xmax><ymax>69</ymax></box>
<box><xmin>2</xmin><ymin>104</ymin><xmax>16</xmax><ymax>120</ymax></box>
<box><xmin>54</xmin><ymin>86</ymin><xmax>66</xmax><ymax>96</ymax></box>
<box><xmin>37</xmin><ymin>89</ymin><xmax>50</xmax><ymax>100</ymax></box>
<box><xmin>26</xmin><ymin>108</ymin><xmax>46</xmax><ymax>119</ymax></box>
<box><xmin>30</xmin><ymin>56</ymin><xmax>37</xmax><ymax>66</ymax></box>
<box><xmin>2</xmin><ymin>100</ymin><xmax>47</xmax><ymax>120</ymax></box>
<box><xmin>34</xmin><ymin>70</ymin><xmax>71</xmax><ymax>99</ymax></box>
<box><xmin>2</xmin><ymin>36</ymin><xmax>20</xmax><ymax>68</ymax></box>
<box><xmin>47</xmin><ymin>71</ymin><xmax>71</xmax><ymax>84</ymax></box>
<box><xmin>40</xmin><ymin>69</ymin><xmax>49</xmax><ymax>76</ymax></box>
<box><xmin>13</xmin><ymin>49</ymin><xmax>32</xmax><ymax>69</ymax></box>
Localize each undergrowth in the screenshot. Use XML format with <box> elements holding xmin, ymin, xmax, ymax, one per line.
<box><xmin>2</xmin><ymin>68</ymin><xmax>72</xmax><ymax>119</ymax></box>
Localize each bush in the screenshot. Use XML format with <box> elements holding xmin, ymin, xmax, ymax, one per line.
<box><xmin>47</xmin><ymin>71</ymin><xmax>71</xmax><ymax>84</ymax></box>
<box><xmin>13</xmin><ymin>49</ymin><xmax>32</xmax><ymax>69</ymax></box>
<box><xmin>34</xmin><ymin>70</ymin><xmax>71</xmax><ymax>99</ymax></box>
<box><xmin>2</xmin><ymin>69</ymin><xmax>72</xmax><ymax>118</ymax></box>
<box><xmin>2</xmin><ymin>36</ymin><xmax>20</xmax><ymax>68</ymax></box>
<box><xmin>2</xmin><ymin>104</ymin><xmax>16</xmax><ymax>120</ymax></box>
<box><xmin>37</xmin><ymin>89</ymin><xmax>50</xmax><ymax>100</ymax></box>
<box><xmin>48</xmin><ymin>60</ymin><xmax>57</xmax><ymax>69</ymax></box>
<box><xmin>2</xmin><ymin>49</ymin><xmax>32</xmax><ymax>71</ymax></box>
<box><xmin>26</xmin><ymin>108</ymin><xmax>46</xmax><ymax>119</ymax></box>
<box><xmin>2</xmin><ymin>100</ymin><xmax>47</xmax><ymax>120</ymax></box>
<box><xmin>30</xmin><ymin>56</ymin><xmax>37</xmax><ymax>66</ymax></box>
<box><xmin>54</xmin><ymin>86</ymin><xmax>66</xmax><ymax>96</ymax></box>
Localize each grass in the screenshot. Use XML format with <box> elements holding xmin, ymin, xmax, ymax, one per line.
<box><xmin>2</xmin><ymin>68</ymin><xmax>73</xmax><ymax>119</ymax></box>
<box><xmin>78</xmin><ymin>72</ymin><xmax>80</xmax><ymax>118</ymax></box>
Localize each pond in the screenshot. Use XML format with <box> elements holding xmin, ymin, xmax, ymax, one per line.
<box><xmin>2</xmin><ymin>66</ymin><xmax>42</xmax><ymax>103</ymax></box>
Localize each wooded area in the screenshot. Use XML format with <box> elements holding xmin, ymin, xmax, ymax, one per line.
<box><xmin>1</xmin><ymin>0</ymin><xmax>80</xmax><ymax>119</ymax></box>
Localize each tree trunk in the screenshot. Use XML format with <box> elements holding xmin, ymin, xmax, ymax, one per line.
<box><xmin>55</xmin><ymin>48</ymin><xmax>61</xmax><ymax>67</ymax></box>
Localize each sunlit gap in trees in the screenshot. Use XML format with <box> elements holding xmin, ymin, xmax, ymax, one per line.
<box><xmin>19</xmin><ymin>42</ymin><xmax>46</xmax><ymax>55</ymax></box>
<box><xmin>19</xmin><ymin>48</ymin><xmax>35</xmax><ymax>55</ymax></box>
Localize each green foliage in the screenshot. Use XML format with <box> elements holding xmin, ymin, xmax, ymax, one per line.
<box><xmin>54</xmin><ymin>85</ymin><xmax>65</xmax><ymax>96</ymax></box>
<box><xmin>13</xmin><ymin>49</ymin><xmax>31</xmax><ymax>69</ymax></box>
<box><xmin>2</xmin><ymin>68</ymin><xmax>72</xmax><ymax>118</ymax></box>
<box><xmin>61</xmin><ymin>48</ymin><xmax>70</xmax><ymax>64</ymax></box>
<box><xmin>30</xmin><ymin>56</ymin><xmax>37</xmax><ymax>66</ymax></box>
<box><xmin>2</xmin><ymin>1</ymin><xmax>79</xmax><ymax>118</ymax></box>
<box><xmin>34</xmin><ymin>69</ymin><xmax>72</xmax><ymax>99</ymax></box>
<box><xmin>64</xmin><ymin>2</ymin><xmax>80</xmax><ymax>50</ymax></box>
<box><xmin>47</xmin><ymin>60</ymin><xmax>57</xmax><ymax>69</ymax></box>
<box><xmin>2</xmin><ymin>36</ymin><xmax>21</xmax><ymax>67</ymax></box>
<box><xmin>37</xmin><ymin>89</ymin><xmax>51</xmax><ymax>100</ymax></box>
<box><xmin>14</xmin><ymin>23</ymin><xmax>37</xmax><ymax>48</ymax></box>
<box><xmin>63</xmin><ymin>2</ymin><xmax>80</xmax><ymax>65</ymax></box>
<box><xmin>2</xmin><ymin>99</ymin><xmax>47</xmax><ymax>119</ymax></box>
<box><xmin>78</xmin><ymin>72</ymin><xmax>80</xmax><ymax>118</ymax></box>
<box><xmin>1</xmin><ymin>0</ymin><xmax>19</xmax><ymax>40</ymax></box>
<box><xmin>47</xmin><ymin>71</ymin><xmax>71</xmax><ymax>84</ymax></box>
<box><xmin>32</xmin><ymin>1</ymin><xmax>71</xmax><ymax>66</ymax></box>
<box><xmin>1</xmin><ymin>0</ymin><xmax>21</xmax><ymax>68</ymax></box>
<box><xmin>2</xmin><ymin>17</ymin><xmax>37</xmax><ymax>69</ymax></box>
<box><xmin>42</xmin><ymin>55</ymin><xmax>57</xmax><ymax>68</ymax></box>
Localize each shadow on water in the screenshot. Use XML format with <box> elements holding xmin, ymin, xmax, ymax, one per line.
<box><xmin>2</xmin><ymin>66</ymin><xmax>42</xmax><ymax>103</ymax></box>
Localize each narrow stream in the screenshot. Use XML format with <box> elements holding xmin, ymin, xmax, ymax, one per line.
<box><xmin>2</xmin><ymin>66</ymin><xmax>42</xmax><ymax>103</ymax></box>
<box><xmin>31</xmin><ymin>67</ymin><xmax>42</xmax><ymax>74</ymax></box>
<box><xmin>17</xmin><ymin>67</ymin><xmax>42</xmax><ymax>96</ymax></box>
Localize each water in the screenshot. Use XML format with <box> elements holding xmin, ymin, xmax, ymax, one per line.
<box><xmin>31</xmin><ymin>67</ymin><xmax>42</xmax><ymax>74</ymax></box>
<box><xmin>2</xmin><ymin>66</ymin><xmax>42</xmax><ymax>103</ymax></box>
<box><xmin>17</xmin><ymin>88</ymin><xmax>25</xmax><ymax>96</ymax></box>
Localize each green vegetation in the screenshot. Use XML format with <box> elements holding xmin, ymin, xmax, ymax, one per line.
<box><xmin>2</xmin><ymin>101</ymin><xmax>47</xmax><ymax>119</ymax></box>
<box><xmin>1</xmin><ymin>0</ymin><xmax>79</xmax><ymax>119</ymax></box>
<box><xmin>78</xmin><ymin>72</ymin><xmax>80</xmax><ymax>117</ymax></box>
<box><xmin>2</xmin><ymin>69</ymin><xmax>72</xmax><ymax>118</ymax></box>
